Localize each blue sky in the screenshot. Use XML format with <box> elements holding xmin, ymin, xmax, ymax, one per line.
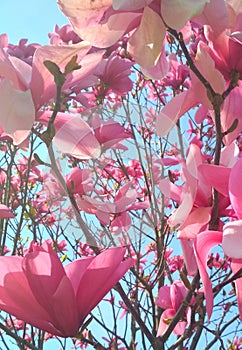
<box><xmin>0</xmin><ymin>0</ymin><xmax>68</xmax><ymax>44</ymax></box>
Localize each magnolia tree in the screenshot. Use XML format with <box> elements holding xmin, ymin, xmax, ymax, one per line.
<box><xmin>0</xmin><ymin>0</ymin><xmax>242</xmax><ymax>349</ymax></box>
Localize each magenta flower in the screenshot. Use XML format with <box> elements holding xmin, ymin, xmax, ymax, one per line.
<box><xmin>156</xmin><ymin>280</ymin><xmax>191</xmax><ymax>336</ymax></box>
<box><xmin>66</xmin><ymin>168</ymin><xmax>94</xmax><ymax>195</ymax></box>
<box><xmin>94</xmin><ymin>52</ymin><xmax>133</xmax><ymax>95</ymax></box>
<box><xmin>0</xmin><ymin>240</ymin><xmax>133</xmax><ymax>337</ymax></box>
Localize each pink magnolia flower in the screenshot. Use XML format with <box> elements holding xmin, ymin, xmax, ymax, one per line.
<box><xmin>156</xmin><ymin>2</ymin><xmax>242</xmax><ymax>144</ymax></box>
<box><xmin>57</xmin><ymin>0</ymin><xmax>208</xmax><ymax>75</ymax></box>
<box><xmin>66</xmin><ymin>168</ymin><xmax>94</xmax><ymax>195</ymax></box>
<box><xmin>159</xmin><ymin>143</ymin><xmax>212</xmax><ymax>275</ymax></box>
<box><xmin>88</xmin><ymin>113</ymin><xmax>132</xmax><ymax>152</ymax></box>
<box><xmin>156</xmin><ymin>280</ymin><xmax>191</xmax><ymax>336</ymax></box>
<box><xmin>196</xmin><ymin>1</ymin><xmax>242</xmax><ymax>80</ymax></box>
<box><xmin>160</xmin><ymin>142</ymin><xmax>239</xmax><ymax>276</ymax></box>
<box><xmin>0</xmin><ymin>240</ymin><xmax>133</xmax><ymax>337</ymax></box>
<box><xmin>156</xmin><ymin>41</ymin><xmax>226</xmax><ymax>138</ymax></box>
<box><xmin>94</xmin><ymin>52</ymin><xmax>133</xmax><ymax>95</ymax></box>
<box><xmin>48</xmin><ymin>24</ymin><xmax>81</xmax><ymax>45</ymax></box>
<box><xmin>194</xmin><ymin>157</ymin><xmax>242</xmax><ymax>320</ymax></box>
<box><xmin>78</xmin><ymin>182</ymin><xmax>149</xmax><ymax>225</ymax></box>
<box><xmin>31</xmin><ymin>42</ymin><xmax>104</xmax><ymax>111</ymax></box>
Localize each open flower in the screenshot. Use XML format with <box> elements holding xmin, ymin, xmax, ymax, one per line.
<box><xmin>194</xmin><ymin>157</ymin><xmax>242</xmax><ymax>320</ymax></box>
<box><xmin>0</xmin><ymin>240</ymin><xmax>133</xmax><ymax>337</ymax></box>
<box><xmin>57</xmin><ymin>0</ymin><xmax>208</xmax><ymax>74</ymax></box>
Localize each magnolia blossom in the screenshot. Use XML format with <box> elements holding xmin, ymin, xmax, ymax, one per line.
<box><xmin>57</xmin><ymin>0</ymin><xmax>209</xmax><ymax>75</ymax></box>
<box><xmin>66</xmin><ymin>168</ymin><xmax>94</xmax><ymax>195</ymax></box>
<box><xmin>194</xmin><ymin>157</ymin><xmax>242</xmax><ymax>320</ymax></box>
<box><xmin>78</xmin><ymin>182</ymin><xmax>149</xmax><ymax>225</ymax></box>
<box><xmin>156</xmin><ymin>280</ymin><xmax>191</xmax><ymax>336</ymax></box>
<box><xmin>0</xmin><ymin>240</ymin><xmax>133</xmax><ymax>337</ymax></box>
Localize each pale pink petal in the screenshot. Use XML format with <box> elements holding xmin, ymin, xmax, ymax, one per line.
<box><xmin>229</xmin><ymin>157</ymin><xmax>242</xmax><ymax>219</ymax></box>
<box><xmin>79</xmin><ymin>195</ymin><xmax>116</xmax><ymax>214</ymax></box>
<box><xmin>66</xmin><ymin>168</ymin><xmax>94</xmax><ymax>195</ymax></box>
<box><xmin>141</xmin><ymin>47</ymin><xmax>169</xmax><ymax>80</ymax></box>
<box><xmin>194</xmin><ymin>230</ymin><xmax>223</xmax><ymax>319</ymax></box>
<box><xmin>0</xmin><ymin>48</ymin><xmax>23</xmax><ymax>89</ymax></box>
<box><xmin>8</xmin><ymin>56</ymin><xmax>32</xmax><ymax>88</ymax></box>
<box><xmin>64</xmin><ymin>50</ymin><xmax>104</xmax><ymax>89</ymax></box>
<box><xmin>168</xmin><ymin>165</ymin><xmax>197</xmax><ymax>227</ymax></box>
<box><xmin>157</xmin><ymin>308</ymin><xmax>187</xmax><ymax>336</ymax></box>
<box><xmin>168</xmin><ymin>191</ymin><xmax>194</xmax><ymax>227</ymax></box>
<box><xmin>77</xmin><ymin>247</ymin><xmax>133</xmax><ymax>321</ymax></box>
<box><xmin>194</xmin><ymin>0</ymin><xmax>229</xmax><ymax>38</ymax></box>
<box><xmin>220</xmin><ymin>142</ymin><xmax>240</xmax><ymax>167</ymax></box>
<box><xmin>57</xmin><ymin>0</ymin><xmax>112</xmax><ymax>43</ymax></box>
<box><xmin>173</xmin><ymin>319</ymin><xmax>188</xmax><ymax>335</ymax></box>
<box><xmin>78</xmin><ymin>12</ymin><xmax>141</xmax><ymax>47</ymax></box>
<box><xmin>0</xmin><ymin>79</ymin><xmax>35</xmax><ymax>144</ymax></box>
<box><xmin>194</xmin><ymin>105</ymin><xmax>208</xmax><ymax>124</ymax></box>
<box><xmin>186</xmin><ymin>143</ymin><xmax>203</xmax><ymax>179</ymax></box>
<box><xmin>112</xmin><ymin>0</ymin><xmax>153</xmax><ymax>11</ymax></box>
<box><xmin>128</xmin><ymin>7</ymin><xmax>166</xmax><ymax>67</ymax></box>
<box><xmin>126</xmin><ymin>197</ymin><xmax>150</xmax><ymax>211</ymax></box>
<box><xmin>161</xmin><ymin>0</ymin><xmax>209</xmax><ymax>30</ymax></box>
<box><xmin>58</xmin><ymin>0</ymin><xmax>141</xmax><ymax>49</ymax></box>
<box><xmin>156</xmin><ymin>90</ymin><xmax>196</xmax><ymax>137</ymax></box>
<box><xmin>222</xmin><ymin>221</ymin><xmax>242</xmax><ymax>259</ymax></box>
<box><xmin>90</xmin><ymin>114</ymin><xmax>132</xmax><ymax>151</ymax></box>
<box><xmin>159</xmin><ymin>179</ymin><xmax>182</xmax><ymax>204</ymax></box>
<box><xmin>53</xmin><ymin>113</ymin><xmax>101</xmax><ymax>159</ymax></box>
<box><xmin>0</xmin><ymin>34</ymin><xmax>8</xmax><ymax>48</ymax></box>
<box><xmin>194</xmin><ymin>41</ymin><xmax>226</xmax><ymax>101</ymax></box>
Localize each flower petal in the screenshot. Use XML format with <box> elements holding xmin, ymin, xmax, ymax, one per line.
<box><xmin>231</xmin><ymin>259</ymin><xmax>242</xmax><ymax>320</ymax></box>
<box><xmin>112</xmin><ymin>0</ymin><xmax>153</xmax><ymax>11</ymax></box>
<box><xmin>128</xmin><ymin>6</ymin><xmax>165</xmax><ymax>67</ymax></box>
<box><xmin>156</xmin><ymin>90</ymin><xmax>196</xmax><ymax>137</ymax></box>
<box><xmin>161</xmin><ymin>0</ymin><xmax>209</xmax><ymax>30</ymax></box>
<box><xmin>222</xmin><ymin>221</ymin><xmax>242</xmax><ymax>259</ymax></box>
<box><xmin>77</xmin><ymin>247</ymin><xmax>133</xmax><ymax>321</ymax></box>
<box><xmin>0</xmin><ymin>256</ymin><xmax>61</xmax><ymax>335</ymax></box>
<box><xmin>0</xmin><ymin>79</ymin><xmax>35</xmax><ymax>144</ymax></box>
<box><xmin>229</xmin><ymin>157</ymin><xmax>242</xmax><ymax>219</ymax></box>
<box><xmin>194</xmin><ymin>230</ymin><xmax>222</xmax><ymax>319</ymax></box>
